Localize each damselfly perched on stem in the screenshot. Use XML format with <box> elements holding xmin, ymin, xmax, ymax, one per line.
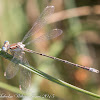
<box><xmin>2</xmin><ymin>6</ymin><xmax>99</xmax><ymax>90</ymax></box>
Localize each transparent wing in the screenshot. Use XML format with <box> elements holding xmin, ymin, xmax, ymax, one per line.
<box><xmin>21</xmin><ymin>6</ymin><xmax>54</xmax><ymax>43</ymax></box>
<box><xmin>5</xmin><ymin>51</ymin><xmax>22</xmax><ymax>79</ymax></box>
<box><xmin>19</xmin><ymin>52</ymin><xmax>31</xmax><ymax>90</ymax></box>
<box><xmin>25</xmin><ymin>29</ymin><xmax>63</xmax><ymax>46</ymax></box>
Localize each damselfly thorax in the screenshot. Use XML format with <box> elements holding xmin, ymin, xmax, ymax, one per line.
<box><xmin>9</xmin><ymin>42</ymin><xmax>25</xmax><ymax>52</ymax></box>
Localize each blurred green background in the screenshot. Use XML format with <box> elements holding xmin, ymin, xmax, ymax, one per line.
<box><xmin>0</xmin><ymin>0</ymin><xmax>100</xmax><ymax>100</ymax></box>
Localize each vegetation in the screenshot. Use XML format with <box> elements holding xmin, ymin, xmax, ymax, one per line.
<box><xmin>0</xmin><ymin>0</ymin><xmax>100</xmax><ymax>100</ymax></box>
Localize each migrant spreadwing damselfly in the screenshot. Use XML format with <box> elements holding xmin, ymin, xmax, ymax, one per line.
<box><xmin>2</xmin><ymin>6</ymin><xmax>99</xmax><ymax>90</ymax></box>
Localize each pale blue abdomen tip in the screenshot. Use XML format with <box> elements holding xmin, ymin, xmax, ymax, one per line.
<box><xmin>89</xmin><ymin>68</ymin><xmax>99</xmax><ymax>73</ymax></box>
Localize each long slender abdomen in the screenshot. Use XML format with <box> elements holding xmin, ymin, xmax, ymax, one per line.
<box><xmin>24</xmin><ymin>48</ymin><xmax>99</xmax><ymax>73</ymax></box>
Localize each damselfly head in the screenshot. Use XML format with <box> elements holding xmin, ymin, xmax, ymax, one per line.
<box><xmin>4</xmin><ymin>41</ymin><xmax>9</xmax><ymax>45</ymax></box>
<box><xmin>2</xmin><ymin>41</ymin><xmax>9</xmax><ymax>51</ymax></box>
<box><xmin>2</xmin><ymin>46</ymin><xmax>7</xmax><ymax>52</ymax></box>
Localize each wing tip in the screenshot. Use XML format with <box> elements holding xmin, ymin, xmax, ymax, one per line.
<box><xmin>54</xmin><ymin>29</ymin><xmax>63</xmax><ymax>34</ymax></box>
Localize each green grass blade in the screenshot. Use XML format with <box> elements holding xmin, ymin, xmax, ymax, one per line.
<box><xmin>0</xmin><ymin>82</ymin><xmax>26</xmax><ymax>95</ymax></box>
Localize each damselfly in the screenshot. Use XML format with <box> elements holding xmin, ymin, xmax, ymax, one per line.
<box><xmin>2</xmin><ymin>6</ymin><xmax>99</xmax><ymax>90</ymax></box>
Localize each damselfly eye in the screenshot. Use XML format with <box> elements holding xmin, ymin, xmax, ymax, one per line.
<box><xmin>2</xmin><ymin>47</ymin><xmax>7</xmax><ymax>51</ymax></box>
